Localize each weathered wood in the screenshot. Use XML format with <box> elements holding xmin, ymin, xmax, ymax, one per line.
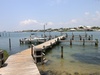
<box><xmin>70</xmin><ymin>39</ymin><xmax>72</xmax><ymax>46</ymax></box>
<box><xmin>0</xmin><ymin>50</ymin><xmax>4</xmax><ymax>68</ymax></box>
<box><xmin>0</xmin><ymin>49</ymin><xmax>40</xmax><ymax>75</ymax></box>
<box><xmin>9</xmin><ymin>38</ymin><xmax>11</xmax><ymax>50</ymax></box>
<box><xmin>95</xmin><ymin>39</ymin><xmax>98</xmax><ymax>46</ymax></box>
<box><xmin>61</xmin><ymin>46</ymin><xmax>63</xmax><ymax>58</ymax></box>
<box><xmin>83</xmin><ymin>39</ymin><xmax>85</xmax><ymax>46</ymax></box>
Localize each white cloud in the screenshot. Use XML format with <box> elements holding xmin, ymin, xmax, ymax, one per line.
<box><xmin>20</xmin><ymin>19</ymin><xmax>38</xmax><ymax>26</ymax></box>
<box><xmin>47</xmin><ymin>22</ymin><xmax>53</xmax><ymax>25</ymax></box>
<box><xmin>85</xmin><ymin>12</ymin><xmax>90</xmax><ymax>15</ymax></box>
<box><xmin>70</xmin><ymin>19</ymin><xmax>77</xmax><ymax>23</ymax></box>
<box><xmin>19</xmin><ymin>11</ymin><xmax>100</xmax><ymax>30</ymax></box>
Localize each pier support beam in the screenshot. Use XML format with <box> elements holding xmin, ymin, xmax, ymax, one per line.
<box><xmin>83</xmin><ymin>39</ymin><xmax>85</xmax><ymax>46</ymax></box>
<box><xmin>9</xmin><ymin>38</ymin><xmax>11</xmax><ymax>50</ymax></box>
<box><xmin>79</xmin><ymin>35</ymin><xmax>82</xmax><ymax>40</ymax></box>
<box><xmin>61</xmin><ymin>46</ymin><xmax>63</xmax><ymax>58</ymax></box>
<box><xmin>31</xmin><ymin>44</ymin><xmax>34</xmax><ymax>57</ymax></box>
<box><xmin>95</xmin><ymin>39</ymin><xmax>98</xmax><ymax>46</ymax></box>
<box><xmin>0</xmin><ymin>50</ymin><xmax>4</xmax><ymax>68</ymax></box>
<box><xmin>70</xmin><ymin>39</ymin><xmax>72</xmax><ymax>46</ymax></box>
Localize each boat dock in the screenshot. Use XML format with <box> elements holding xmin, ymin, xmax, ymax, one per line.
<box><xmin>0</xmin><ymin>48</ymin><xmax>40</xmax><ymax>75</ymax></box>
<box><xmin>0</xmin><ymin>35</ymin><xmax>66</xmax><ymax>75</ymax></box>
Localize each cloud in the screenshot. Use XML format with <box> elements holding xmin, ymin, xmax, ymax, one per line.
<box><xmin>20</xmin><ymin>19</ymin><xmax>38</xmax><ymax>26</ymax></box>
<box><xmin>70</xmin><ymin>19</ymin><xmax>78</xmax><ymax>23</ymax></box>
<box><xmin>19</xmin><ymin>11</ymin><xmax>100</xmax><ymax>30</ymax></box>
<box><xmin>85</xmin><ymin>12</ymin><xmax>90</xmax><ymax>15</ymax></box>
<box><xmin>47</xmin><ymin>22</ymin><xmax>53</xmax><ymax>25</ymax></box>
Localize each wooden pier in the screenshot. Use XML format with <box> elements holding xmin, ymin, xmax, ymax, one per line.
<box><xmin>0</xmin><ymin>48</ymin><xmax>40</xmax><ymax>75</ymax></box>
<box><xmin>60</xmin><ymin>33</ymin><xmax>99</xmax><ymax>46</ymax></box>
<box><xmin>31</xmin><ymin>35</ymin><xmax>66</xmax><ymax>64</ymax></box>
<box><xmin>0</xmin><ymin>35</ymin><xmax>66</xmax><ymax>75</ymax></box>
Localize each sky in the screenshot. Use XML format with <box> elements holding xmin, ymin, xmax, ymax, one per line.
<box><xmin>0</xmin><ymin>0</ymin><xmax>100</xmax><ymax>31</ymax></box>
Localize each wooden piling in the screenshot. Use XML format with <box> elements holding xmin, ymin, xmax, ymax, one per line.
<box><xmin>91</xmin><ymin>35</ymin><xmax>93</xmax><ymax>40</ymax></box>
<box><xmin>95</xmin><ymin>39</ymin><xmax>98</xmax><ymax>46</ymax></box>
<box><xmin>83</xmin><ymin>39</ymin><xmax>85</xmax><ymax>46</ymax></box>
<box><xmin>31</xmin><ymin>44</ymin><xmax>34</xmax><ymax>57</ymax></box>
<box><xmin>79</xmin><ymin>35</ymin><xmax>82</xmax><ymax>40</ymax></box>
<box><xmin>70</xmin><ymin>39</ymin><xmax>72</xmax><ymax>46</ymax></box>
<box><xmin>9</xmin><ymin>38</ymin><xmax>11</xmax><ymax>50</ymax></box>
<box><xmin>88</xmin><ymin>35</ymin><xmax>91</xmax><ymax>40</ymax></box>
<box><xmin>0</xmin><ymin>50</ymin><xmax>4</xmax><ymax>67</ymax></box>
<box><xmin>61</xmin><ymin>46</ymin><xmax>63</xmax><ymax>58</ymax></box>
<box><xmin>72</xmin><ymin>35</ymin><xmax>74</xmax><ymax>40</ymax></box>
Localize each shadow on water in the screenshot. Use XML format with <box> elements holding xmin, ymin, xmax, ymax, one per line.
<box><xmin>72</xmin><ymin>53</ymin><xmax>100</xmax><ymax>65</ymax></box>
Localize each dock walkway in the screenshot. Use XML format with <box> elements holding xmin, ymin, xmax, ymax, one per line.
<box><xmin>0</xmin><ymin>35</ymin><xmax>66</xmax><ymax>75</ymax></box>
<box><xmin>0</xmin><ymin>48</ymin><xmax>40</xmax><ymax>75</ymax></box>
<box><xmin>34</xmin><ymin>35</ymin><xmax>66</xmax><ymax>50</ymax></box>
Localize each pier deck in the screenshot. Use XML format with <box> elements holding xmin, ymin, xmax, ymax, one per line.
<box><xmin>0</xmin><ymin>48</ymin><xmax>40</xmax><ymax>75</ymax></box>
<box><xmin>34</xmin><ymin>35</ymin><xmax>66</xmax><ymax>49</ymax></box>
<box><xmin>0</xmin><ymin>35</ymin><xmax>66</xmax><ymax>75</ymax></box>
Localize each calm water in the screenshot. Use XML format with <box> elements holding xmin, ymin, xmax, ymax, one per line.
<box><xmin>0</xmin><ymin>31</ymin><xmax>100</xmax><ymax>75</ymax></box>
<box><xmin>0</xmin><ymin>31</ymin><xmax>61</xmax><ymax>55</ymax></box>
<box><xmin>37</xmin><ymin>31</ymin><xmax>100</xmax><ymax>75</ymax></box>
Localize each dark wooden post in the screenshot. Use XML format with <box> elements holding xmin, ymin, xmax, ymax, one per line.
<box><xmin>95</xmin><ymin>39</ymin><xmax>98</xmax><ymax>46</ymax></box>
<box><xmin>83</xmin><ymin>39</ymin><xmax>85</xmax><ymax>46</ymax></box>
<box><xmin>31</xmin><ymin>44</ymin><xmax>34</xmax><ymax>57</ymax></box>
<box><xmin>61</xmin><ymin>46</ymin><xmax>63</xmax><ymax>58</ymax></box>
<box><xmin>88</xmin><ymin>35</ymin><xmax>91</xmax><ymax>40</ymax></box>
<box><xmin>9</xmin><ymin>38</ymin><xmax>11</xmax><ymax>50</ymax></box>
<box><xmin>79</xmin><ymin>35</ymin><xmax>82</xmax><ymax>40</ymax></box>
<box><xmin>72</xmin><ymin>34</ymin><xmax>74</xmax><ymax>40</ymax></box>
<box><xmin>70</xmin><ymin>39</ymin><xmax>72</xmax><ymax>46</ymax></box>
<box><xmin>0</xmin><ymin>50</ymin><xmax>4</xmax><ymax>67</ymax></box>
<box><xmin>91</xmin><ymin>35</ymin><xmax>93</xmax><ymax>40</ymax></box>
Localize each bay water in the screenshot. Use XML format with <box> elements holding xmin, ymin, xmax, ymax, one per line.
<box><xmin>0</xmin><ymin>31</ymin><xmax>100</xmax><ymax>74</ymax></box>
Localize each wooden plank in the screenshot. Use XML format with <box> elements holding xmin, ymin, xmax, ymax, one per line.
<box><xmin>35</xmin><ymin>35</ymin><xmax>66</xmax><ymax>49</ymax></box>
<box><xmin>0</xmin><ymin>48</ymin><xmax>40</xmax><ymax>75</ymax></box>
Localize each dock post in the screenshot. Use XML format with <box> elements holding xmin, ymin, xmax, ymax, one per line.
<box><xmin>79</xmin><ymin>35</ymin><xmax>82</xmax><ymax>40</ymax></box>
<box><xmin>72</xmin><ymin>34</ymin><xmax>74</xmax><ymax>40</ymax></box>
<box><xmin>31</xmin><ymin>44</ymin><xmax>34</xmax><ymax>57</ymax></box>
<box><xmin>70</xmin><ymin>39</ymin><xmax>72</xmax><ymax>46</ymax></box>
<box><xmin>0</xmin><ymin>50</ymin><xmax>4</xmax><ymax>67</ymax></box>
<box><xmin>83</xmin><ymin>39</ymin><xmax>85</xmax><ymax>46</ymax></box>
<box><xmin>61</xmin><ymin>46</ymin><xmax>63</xmax><ymax>58</ymax></box>
<box><xmin>91</xmin><ymin>35</ymin><xmax>93</xmax><ymax>40</ymax></box>
<box><xmin>9</xmin><ymin>38</ymin><xmax>11</xmax><ymax>50</ymax></box>
<box><xmin>88</xmin><ymin>35</ymin><xmax>91</xmax><ymax>40</ymax></box>
<box><xmin>95</xmin><ymin>39</ymin><xmax>98</xmax><ymax>46</ymax></box>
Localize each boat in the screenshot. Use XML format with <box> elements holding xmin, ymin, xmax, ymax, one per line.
<box><xmin>20</xmin><ymin>35</ymin><xmax>48</xmax><ymax>44</ymax></box>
